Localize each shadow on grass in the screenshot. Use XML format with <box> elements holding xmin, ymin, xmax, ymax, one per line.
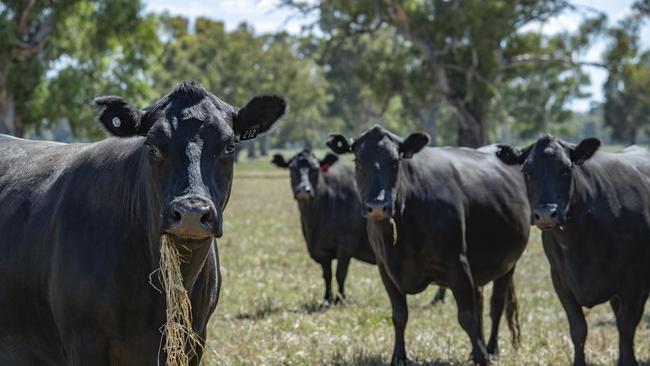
<box><xmin>584</xmin><ymin>363</ymin><xmax>650</xmax><ymax>366</ymax></box>
<box><xmin>300</xmin><ymin>299</ymin><xmax>329</xmax><ymax>314</ymax></box>
<box><xmin>235</xmin><ymin>298</ymin><xmax>282</xmax><ymax>320</ymax></box>
<box><xmin>326</xmin><ymin>351</ymin><xmax>464</xmax><ymax>366</ymax></box>
<box><xmin>592</xmin><ymin>317</ymin><xmax>616</xmax><ymax>328</ymax></box>
<box><xmin>298</xmin><ymin>296</ymin><xmax>361</xmax><ymax>313</ymax></box>
<box><xmin>235</xmin><ymin>298</ymin><xmax>355</xmax><ymax>320</ymax></box>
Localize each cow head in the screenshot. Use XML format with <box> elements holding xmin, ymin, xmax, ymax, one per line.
<box><xmin>497</xmin><ymin>135</ymin><xmax>600</xmax><ymax>230</ymax></box>
<box><xmin>95</xmin><ymin>81</ymin><xmax>286</xmax><ymax>242</ymax></box>
<box><xmin>327</xmin><ymin>125</ymin><xmax>429</xmax><ymax>221</ymax></box>
<box><xmin>271</xmin><ymin>150</ymin><xmax>338</xmax><ymax>202</ymax></box>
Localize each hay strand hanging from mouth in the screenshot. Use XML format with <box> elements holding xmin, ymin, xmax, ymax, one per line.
<box><xmin>159</xmin><ymin>234</ymin><xmax>202</xmax><ymax>366</ymax></box>
<box><xmin>388</xmin><ymin>218</ymin><xmax>397</xmax><ymax>246</ymax></box>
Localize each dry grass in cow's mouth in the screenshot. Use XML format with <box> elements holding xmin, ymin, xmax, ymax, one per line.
<box><xmin>158</xmin><ymin>234</ymin><xmax>202</xmax><ymax>366</ymax></box>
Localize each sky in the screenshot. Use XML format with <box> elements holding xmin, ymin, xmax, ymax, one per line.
<box><xmin>143</xmin><ymin>0</ymin><xmax>650</xmax><ymax>112</ymax></box>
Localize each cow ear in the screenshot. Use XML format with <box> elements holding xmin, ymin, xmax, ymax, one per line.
<box><xmin>320</xmin><ymin>153</ymin><xmax>339</xmax><ymax>171</ymax></box>
<box><xmin>271</xmin><ymin>154</ymin><xmax>290</xmax><ymax>168</ymax></box>
<box><xmin>327</xmin><ymin>134</ymin><xmax>352</xmax><ymax>154</ymax></box>
<box><xmin>94</xmin><ymin>96</ymin><xmax>145</xmax><ymax>137</ymax></box>
<box><xmin>400</xmin><ymin>133</ymin><xmax>429</xmax><ymax>159</ymax></box>
<box><xmin>497</xmin><ymin>144</ymin><xmax>528</xmax><ymax>165</ymax></box>
<box><xmin>234</xmin><ymin>94</ymin><xmax>287</xmax><ymax>141</ymax></box>
<box><xmin>570</xmin><ymin>138</ymin><xmax>600</xmax><ymax>165</ymax></box>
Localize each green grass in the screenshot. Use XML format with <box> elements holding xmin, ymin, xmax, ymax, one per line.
<box><xmin>200</xmin><ymin>154</ymin><xmax>650</xmax><ymax>366</ymax></box>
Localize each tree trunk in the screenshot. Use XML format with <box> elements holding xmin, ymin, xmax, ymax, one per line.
<box><xmin>14</xmin><ymin>112</ymin><xmax>24</xmax><ymax>137</ymax></box>
<box><xmin>246</xmin><ymin>141</ymin><xmax>256</xmax><ymax>159</ymax></box>
<box><xmin>629</xmin><ymin>125</ymin><xmax>637</xmax><ymax>145</ymax></box>
<box><xmin>419</xmin><ymin>96</ymin><xmax>440</xmax><ymax>146</ymax></box>
<box><xmin>259</xmin><ymin>135</ymin><xmax>269</xmax><ymax>156</ymax></box>
<box><xmin>0</xmin><ymin>85</ymin><xmax>16</xmax><ymax>135</ymax></box>
<box><xmin>303</xmin><ymin>138</ymin><xmax>313</xmax><ymax>151</ymax></box>
<box><xmin>451</xmin><ymin>101</ymin><xmax>486</xmax><ymax>147</ymax></box>
<box><xmin>233</xmin><ymin>144</ymin><xmax>242</xmax><ymax>162</ymax></box>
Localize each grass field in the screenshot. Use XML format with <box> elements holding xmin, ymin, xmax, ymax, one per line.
<box><xmin>199</xmin><ymin>153</ymin><xmax>650</xmax><ymax>366</ymax></box>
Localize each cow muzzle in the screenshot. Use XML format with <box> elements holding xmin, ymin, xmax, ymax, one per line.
<box><xmin>294</xmin><ymin>185</ymin><xmax>314</xmax><ymax>201</ymax></box>
<box><xmin>364</xmin><ymin>201</ymin><xmax>392</xmax><ymax>221</ymax></box>
<box><xmin>163</xmin><ymin>197</ymin><xmax>219</xmax><ymax>240</ymax></box>
<box><xmin>533</xmin><ymin>203</ymin><xmax>561</xmax><ymax>231</ymax></box>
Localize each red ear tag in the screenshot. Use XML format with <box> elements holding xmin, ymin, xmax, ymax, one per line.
<box><xmin>321</xmin><ymin>164</ymin><xmax>330</xmax><ymax>173</ymax></box>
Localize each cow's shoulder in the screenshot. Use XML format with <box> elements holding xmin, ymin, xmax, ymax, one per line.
<box><xmin>323</xmin><ymin>164</ymin><xmax>356</xmax><ymax>190</ymax></box>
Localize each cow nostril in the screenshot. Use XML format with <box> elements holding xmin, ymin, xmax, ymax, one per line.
<box><xmin>172</xmin><ymin>210</ymin><xmax>182</xmax><ymax>222</ymax></box>
<box><xmin>382</xmin><ymin>205</ymin><xmax>389</xmax><ymax>212</ymax></box>
<box><xmin>534</xmin><ymin>212</ymin><xmax>541</xmax><ymax>221</ymax></box>
<box><xmin>550</xmin><ymin>210</ymin><xmax>558</xmax><ymax>219</ymax></box>
<box><xmin>200</xmin><ymin>212</ymin><xmax>211</xmax><ymax>224</ymax></box>
<box><xmin>366</xmin><ymin>206</ymin><xmax>373</xmax><ymax>213</ymax></box>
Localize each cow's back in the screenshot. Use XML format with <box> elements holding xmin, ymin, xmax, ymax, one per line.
<box><xmin>392</xmin><ymin>147</ymin><xmax>530</xmax><ymax>288</ymax></box>
<box><xmin>0</xmin><ymin>135</ymin><xmax>87</xmax><ymax>363</ymax></box>
<box><xmin>0</xmin><ymin>135</ymin><xmax>167</xmax><ymax>364</ymax></box>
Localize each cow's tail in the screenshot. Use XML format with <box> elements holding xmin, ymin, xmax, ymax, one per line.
<box><xmin>505</xmin><ymin>276</ymin><xmax>521</xmax><ymax>349</ymax></box>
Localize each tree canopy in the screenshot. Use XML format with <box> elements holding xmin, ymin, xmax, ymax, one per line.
<box><xmin>1</xmin><ymin>0</ymin><xmax>648</xmax><ymax>149</ymax></box>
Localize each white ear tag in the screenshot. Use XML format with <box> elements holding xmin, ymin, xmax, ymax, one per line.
<box><xmin>112</xmin><ymin>116</ymin><xmax>121</xmax><ymax>128</ymax></box>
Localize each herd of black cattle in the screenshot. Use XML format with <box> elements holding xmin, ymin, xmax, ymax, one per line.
<box><xmin>0</xmin><ymin>81</ymin><xmax>648</xmax><ymax>366</ymax></box>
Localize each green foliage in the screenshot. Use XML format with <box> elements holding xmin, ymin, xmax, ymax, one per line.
<box><xmin>0</xmin><ymin>0</ymin><xmax>159</xmax><ymax>139</ymax></box>
<box><xmin>1</xmin><ymin>0</ymin><xmax>647</xmax><ymax>147</ymax></box>
<box><xmin>286</xmin><ymin>0</ymin><xmax>601</xmax><ymax>146</ymax></box>
<box><xmin>153</xmin><ymin>17</ymin><xmax>331</xmax><ymax>147</ymax></box>
<box><xmin>491</xmin><ymin>31</ymin><xmax>591</xmax><ymax>141</ymax></box>
<box><xmin>603</xmin><ymin>4</ymin><xmax>650</xmax><ymax>144</ymax></box>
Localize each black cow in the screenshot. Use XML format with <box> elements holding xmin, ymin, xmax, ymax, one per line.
<box><xmin>497</xmin><ymin>136</ymin><xmax>650</xmax><ymax>366</ymax></box>
<box><xmin>0</xmin><ymin>81</ymin><xmax>286</xmax><ymax>365</ymax></box>
<box><xmin>328</xmin><ymin>126</ymin><xmax>530</xmax><ymax>365</ymax></box>
<box><xmin>272</xmin><ymin>150</ymin><xmax>375</xmax><ymax>304</ymax></box>
<box><xmin>272</xmin><ymin>149</ymin><xmax>447</xmax><ymax>306</ymax></box>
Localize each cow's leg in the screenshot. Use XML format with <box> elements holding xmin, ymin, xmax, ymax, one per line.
<box><xmin>486</xmin><ymin>267</ymin><xmax>516</xmax><ymax>356</ymax></box>
<box><xmin>612</xmin><ymin>291</ymin><xmax>648</xmax><ymax>366</ymax></box>
<box><xmin>448</xmin><ymin>254</ymin><xmax>489</xmax><ymax>366</ymax></box>
<box><xmin>430</xmin><ymin>287</ymin><xmax>446</xmax><ymax>305</ymax></box>
<box><xmin>320</xmin><ymin>260</ymin><xmax>333</xmax><ymax>305</ymax></box>
<box><xmin>550</xmin><ymin>269</ymin><xmax>587</xmax><ymax>366</ymax></box>
<box><xmin>334</xmin><ymin>256</ymin><xmax>351</xmax><ymax>304</ymax></box>
<box><xmin>476</xmin><ymin>286</ymin><xmax>485</xmax><ymax>345</ymax></box>
<box><xmin>378</xmin><ymin>265</ymin><xmax>408</xmax><ymax>365</ymax></box>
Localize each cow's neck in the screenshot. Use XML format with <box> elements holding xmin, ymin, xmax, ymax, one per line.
<box><xmin>564</xmin><ymin>166</ymin><xmax>597</xmax><ymax>223</ymax></box>
<box><xmin>178</xmin><ymin>241</ymin><xmax>213</xmax><ymax>290</ymax></box>
<box><xmin>393</xmin><ymin>162</ymin><xmax>415</xmax><ymax>223</ymax></box>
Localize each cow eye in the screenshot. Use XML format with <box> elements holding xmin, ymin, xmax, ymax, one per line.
<box><xmin>223</xmin><ymin>142</ymin><xmax>237</xmax><ymax>155</ymax></box>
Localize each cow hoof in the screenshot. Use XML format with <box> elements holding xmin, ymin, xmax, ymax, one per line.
<box><xmin>616</xmin><ymin>359</ymin><xmax>638</xmax><ymax>366</ymax></box>
<box><xmin>469</xmin><ymin>350</ymin><xmax>490</xmax><ymax>366</ymax></box>
<box><xmin>486</xmin><ymin>343</ymin><xmax>499</xmax><ymax>358</ymax></box>
<box><xmin>333</xmin><ymin>293</ymin><xmax>347</xmax><ymax>305</ymax></box>
<box><xmin>319</xmin><ymin>300</ymin><xmax>332</xmax><ymax>309</ymax></box>
<box><xmin>430</xmin><ymin>289</ymin><xmax>446</xmax><ymax>306</ymax></box>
